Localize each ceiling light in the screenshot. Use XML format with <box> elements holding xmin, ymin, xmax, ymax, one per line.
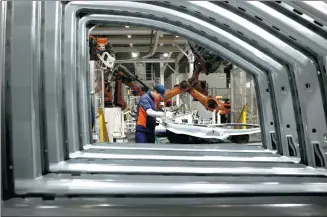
<box><xmin>163</xmin><ymin>53</ymin><xmax>169</xmax><ymax>58</ymax></box>
<box><xmin>129</xmin><ymin>43</ymin><xmax>133</xmax><ymax>47</ymax></box>
<box><xmin>131</xmin><ymin>52</ymin><xmax>139</xmax><ymax>58</ymax></box>
<box><xmin>127</xmin><ymin>35</ymin><xmax>132</xmax><ymax>38</ymax></box>
<box><xmin>175</xmin><ymin>35</ymin><xmax>179</xmax><ymax>38</ymax></box>
<box><xmin>125</xmin><ymin>25</ymin><xmax>130</xmax><ymax>28</ymax></box>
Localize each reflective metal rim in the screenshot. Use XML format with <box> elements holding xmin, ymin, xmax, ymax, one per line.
<box><xmin>148</xmin><ymin>1</ymin><xmax>298</xmax><ymax>158</ymax></box>
<box><xmin>83</xmin><ymin>143</ymin><xmax>270</xmax><ymax>152</ymax></box>
<box><xmin>69</xmin><ymin>151</ymin><xmax>298</xmax><ymax>163</ymax></box>
<box><xmin>83</xmin><ymin>1</ymin><xmax>327</xmax><ymax>166</ymax></box>
<box><xmin>14</xmin><ymin>178</ymin><xmax>327</xmax><ymax>195</ymax></box>
<box><xmin>220</xmin><ymin>0</ymin><xmax>327</xmax><ymax>166</ymax></box>
<box><xmin>43</xmin><ymin>1</ymin><xmax>65</xmax><ymax>164</ymax></box>
<box><xmin>76</xmin><ymin>14</ymin><xmax>275</xmax><ymax>151</ymax></box>
<box><xmin>9</xmin><ymin>1</ymin><xmax>43</xmax><ymax>179</ymax></box>
<box><xmin>50</xmin><ymin>162</ymin><xmax>327</xmax><ymax>177</ymax></box>
<box><xmin>3</xmin><ymin>196</ymin><xmax>327</xmax><ymax>216</ymax></box>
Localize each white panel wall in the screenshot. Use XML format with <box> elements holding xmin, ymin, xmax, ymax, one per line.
<box><xmin>135</xmin><ymin>63</ymin><xmax>146</xmax><ymax>80</ymax></box>
<box><xmin>198</xmin><ymin>73</ymin><xmax>226</xmax><ymax>88</ymax></box>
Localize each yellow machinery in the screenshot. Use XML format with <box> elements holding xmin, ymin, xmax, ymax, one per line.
<box><xmin>237</xmin><ymin>104</ymin><xmax>248</xmax><ymax>129</ymax></box>
<box><xmin>98</xmin><ymin>108</ymin><xmax>110</xmax><ymax>142</ymax></box>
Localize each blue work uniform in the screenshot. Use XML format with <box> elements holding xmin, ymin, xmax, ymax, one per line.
<box><xmin>135</xmin><ymin>90</ymin><xmax>156</xmax><ymax>143</ymax></box>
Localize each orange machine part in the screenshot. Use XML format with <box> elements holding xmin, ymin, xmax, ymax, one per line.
<box><xmin>193</xmin><ymin>80</ymin><xmax>208</xmax><ymax>96</ymax></box>
<box><xmin>189</xmin><ymin>88</ymin><xmax>230</xmax><ymax>115</ymax></box>
<box><xmin>114</xmin><ymin>79</ymin><xmax>127</xmax><ymax>109</ymax></box>
<box><xmin>104</xmin><ymin>89</ymin><xmax>113</xmax><ymax>102</ymax></box>
<box><xmin>158</xmin><ymin>80</ymin><xmax>208</xmax><ymax>103</ymax></box>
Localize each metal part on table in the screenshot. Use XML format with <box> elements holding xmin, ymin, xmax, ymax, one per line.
<box><xmin>77</xmin><ymin>13</ymin><xmax>274</xmax><ymax>151</ymax></box>
<box><xmin>163</xmin><ymin>121</ymin><xmax>261</xmax><ymax>139</ymax></box>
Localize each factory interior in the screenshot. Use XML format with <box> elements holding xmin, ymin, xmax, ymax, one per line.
<box><xmin>2</xmin><ymin>1</ymin><xmax>327</xmax><ymax>216</ymax></box>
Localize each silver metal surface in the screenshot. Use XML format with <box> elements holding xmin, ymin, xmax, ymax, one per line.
<box><xmin>43</xmin><ymin>173</ymin><xmax>327</xmax><ymax>182</ymax></box>
<box><xmin>77</xmin><ymin>13</ymin><xmax>275</xmax><ymax>151</ymax></box>
<box><xmin>14</xmin><ymin>177</ymin><xmax>327</xmax><ymax>195</ymax></box>
<box><xmin>50</xmin><ymin>161</ymin><xmax>327</xmax><ymax>176</ymax></box>
<box><xmin>69</xmin><ymin>151</ymin><xmax>298</xmax><ymax>163</ymax></box>
<box><xmin>81</xmin><ymin>148</ymin><xmax>275</xmax><ymax>157</ymax></box>
<box><xmin>0</xmin><ymin>0</ymin><xmax>7</xmax><ymax>202</ymax></box>
<box><xmin>83</xmin><ymin>143</ymin><xmax>270</xmax><ymax>153</ymax></box>
<box><xmin>3</xmin><ymin>197</ymin><xmax>327</xmax><ymax>216</ymax></box>
<box><xmin>43</xmin><ymin>1</ymin><xmax>64</xmax><ymax>164</ymax></box>
<box><xmin>0</xmin><ymin>0</ymin><xmax>6</xmax><ymax>152</ymax></box>
<box><xmin>9</xmin><ymin>1</ymin><xmax>43</xmax><ymax>179</ymax></box>
<box><xmin>182</xmin><ymin>1</ymin><xmax>298</xmax><ymax>156</ymax></box>
<box><xmin>64</xmin><ymin>4</ymin><xmax>81</xmax><ymax>154</ymax></box>
<box><xmin>115</xmin><ymin>58</ymin><xmax>176</xmax><ymax>63</ymax></box>
<box><xmin>150</xmin><ymin>0</ymin><xmax>327</xmax><ymax>164</ymax></box>
<box><xmin>232</xmin><ymin>1</ymin><xmax>327</xmax><ymax>166</ymax></box>
<box><xmin>63</xmin><ymin>158</ymin><xmax>305</xmax><ymax>168</ymax></box>
<box><xmin>287</xmin><ymin>1</ymin><xmax>327</xmax><ymax>28</ymax></box>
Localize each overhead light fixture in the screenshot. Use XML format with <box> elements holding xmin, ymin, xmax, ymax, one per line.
<box><xmin>163</xmin><ymin>53</ymin><xmax>169</xmax><ymax>58</ymax></box>
<box><xmin>129</xmin><ymin>43</ymin><xmax>133</xmax><ymax>47</ymax></box>
<box><xmin>127</xmin><ymin>35</ymin><xmax>132</xmax><ymax>38</ymax></box>
<box><xmin>125</xmin><ymin>25</ymin><xmax>130</xmax><ymax>28</ymax></box>
<box><xmin>131</xmin><ymin>52</ymin><xmax>139</xmax><ymax>58</ymax></box>
<box><xmin>175</xmin><ymin>35</ymin><xmax>179</xmax><ymax>38</ymax></box>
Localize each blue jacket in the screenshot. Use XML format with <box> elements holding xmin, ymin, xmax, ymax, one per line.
<box><xmin>136</xmin><ymin>90</ymin><xmax>156</xmax><ymax>132</ymax></box>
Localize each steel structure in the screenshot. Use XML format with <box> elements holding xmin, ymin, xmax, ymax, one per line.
<box><xmin>2</xmin><ymin>1</ymin><xmax>327</xmax><ymax>215</ymax></box>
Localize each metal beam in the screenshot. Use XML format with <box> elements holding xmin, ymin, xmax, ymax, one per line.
<box><xmin>10</xmin><ymin>1</ymin><xmax>43</xmax><ymax>179</ymax></box>
<box><xmin>176</xmin><ymin>44</ymin><xmax>190</xmax><ymax>63</ymax></box>
<box><xmin>91</xmin><ymin>27</ymin><xmax>172</xmax><ymax>35</ymax></box>
<box><xmin>15</xmin><ymin>177</ymin><xmax>327</xmax><ymax>195</ymax></box>
<box><xmin>112</xmin><ymin>46</ymin><xmax>180</xmax><ymax>53</ymax></box>
<box><xmin>107</xmin><ymin>37</ymin><xmax>186</xmax><ymax>45</ymax></box>
<box><xmin>43</xmin><ymin>1</ymin><xmax>65</xmax><ymax>164</ymax></box>
<box><xmin>115</xmin><ymin>58</ymin><xmax>176</xmax><ymax>63</ymax></box>
<box><xmin>75</xmin><ymin>13</ymin><xmax>273</xmax><ymax>154</ymax></box>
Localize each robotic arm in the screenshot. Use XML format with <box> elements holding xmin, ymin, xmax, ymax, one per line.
<box><xmin>159</xmin><ymin>43</ymin><xmax>230</xmax><ymax>114</ymax></box>
<box><xmin>112</xmin><ymin>65</ymin><xmax>150</xmax><ymax>109</ymax></box>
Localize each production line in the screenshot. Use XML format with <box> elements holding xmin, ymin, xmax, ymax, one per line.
<box><xmin>2</xmin><ymin>1</ymin><xmax>327</xmax><ymax>216</ymax></box>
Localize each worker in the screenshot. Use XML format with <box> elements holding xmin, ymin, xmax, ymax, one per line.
<box><xmin>135</xmin><ymin>84</ymin><xmax>167</xmax><ymax>143</ymax></box>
